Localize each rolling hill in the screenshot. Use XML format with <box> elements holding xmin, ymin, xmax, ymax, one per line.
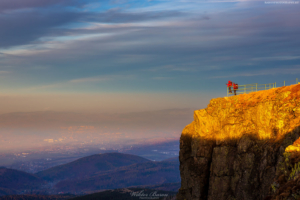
<box><xmin>35</xmin><ymin>153</ymin><xmax>150</xmax><ymax>181</ymax></box>
<box><xmin>53</xmin><ymin>158</ymin><xmax>180</xmax><ymax>194</ymax></box>
<box><xmin>0</xmin><ymin>154</ymin><xmax>179</xmax><ymax>196</ymax></box>
<box><xmin>0</xmin><ymin>167</ymin><xmax>45</xmax><ymax>195</ymax></box>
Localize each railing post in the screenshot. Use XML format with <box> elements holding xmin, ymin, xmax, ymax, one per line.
<box><xmin>244</xmin><ymin>85</ymin><xmax>246</xmax><ymax>94</ymax></box>
<box><xmin>297</xmin><ymin>78</ymin><xmax>298</xmax><ymax>84</ymax></box>
<box><xmin>284</xmin><ymin>81</ymin><xmax>285</xmax><ymax>86</ymax></box>
<box><xmin>275</xmin><ymin>82</ymin><xmax>276</xmax><ymax>88</ymax></box>
<box><xmin>256</xmin><ymin>83</ymin><xmax>257</xmax><ymax>92</ymax></box>
<box><xmin>265</xmin><ymin>84</ymin><xmax>266</xmax><ymax>90</ymax></box>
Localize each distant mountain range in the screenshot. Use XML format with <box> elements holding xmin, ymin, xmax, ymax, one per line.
<box><xmin>35</xmin><ymin>153</ymin><xmax>150</xmax><ymax>181</ymax></box>
<box><xmin>120</xmin><ymin>140</ymin><xmax>179</xmax><ymax>161</ymax></box>
<box><xmin>54</xmin><ymin>157</ymin><xmax>179</xmax><ymax>194</ymax></box>
<box><xmin>0</xmin><ymin>153</ymin><xmax>179</xmax><ymax>196</ymax></box>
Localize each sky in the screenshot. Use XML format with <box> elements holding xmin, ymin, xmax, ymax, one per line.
<box><xmin>0</xmin><ymin>0</ymin><xmax>299</xmax><ymax>151</ymax></box>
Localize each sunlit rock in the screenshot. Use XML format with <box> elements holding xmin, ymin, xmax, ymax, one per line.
<box><xmin>177</xmin><ymin>84</ymin><xmax>300</xmax><ymax>200</ymax></box>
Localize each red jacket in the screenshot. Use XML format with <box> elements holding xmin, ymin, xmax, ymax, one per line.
<box><xmin>233</xmin><ymin>84</ymin><xmax>238</xmax><ymax>89</ymax></box>
<box><xmin>226</xmin><ymin>81</ymin><xmax>232</xmax><ymax>87</ymax></box>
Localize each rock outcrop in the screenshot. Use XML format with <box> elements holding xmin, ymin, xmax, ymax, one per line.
<box><xmin>177</xmin><ymin>84</ymin><xmax>300</xmax><ymax>200</ymax></box>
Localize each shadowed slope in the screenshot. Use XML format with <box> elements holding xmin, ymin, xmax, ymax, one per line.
<box><xmin>0</xmin><ymin>167</ymin><xmax>44</xmax><ymax>192</ymax></box>
<box><xmin>35</xmin><ymin>153</ymin><xmax>150</xmax><ymax>181</ymax></box>
<box><xmin>54</xmin><ymin>158</ymin><xmax>180</xmax><ymax>194</ymax></box>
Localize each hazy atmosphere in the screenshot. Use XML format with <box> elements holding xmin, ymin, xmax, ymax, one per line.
<box><xmin>0</xmin><ymin>0</ymin><xmax>299</xmax><ymax>151</ymax></box>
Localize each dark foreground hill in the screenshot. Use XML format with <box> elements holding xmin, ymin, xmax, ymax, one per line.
<box><xmin>69</xmin><ymin>188</ymin><xmax>176</xmax><ymax>200</ymax></box>
<box><xmin>36</xmin><ymin>153</ymin><xmax>150</xmax><ymax>181</ymax></box>
<box><xmin>0</xmin><ymin>188</ymin><xmax>14</xmax><ymax>196</ymax></box>
<box><xmin>0</xmin><ymin>194</ymin><xmax>75</xmax><ymax>200</ymax></box>
<box><xmin>0</xmin><ymin>167</ymin><xmax>45</xmax><ymax>195</ymax></box>
<box><xmin>54</xmin><ymin>158</ymin><xmax>180</xmax><ymax>194</ymax></box>
<box><xmin>131</xmin><ymin>182</ymin><xmax>181</xmax><ymax>192</ymax></box>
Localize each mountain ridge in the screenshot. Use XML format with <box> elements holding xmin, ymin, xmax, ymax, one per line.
<box><xmin>36</xmin><ymin>152</ymin><xmax>150</xmax><ymax>181</ymax></box>
<box><xmin>0</xmin><ymin>167</ymin><xmax>45</xmax><ymax>193</ymax></box>
<box><xmin>53</xmin><ymin>158</ymin><xmax>180</xmax><ymax>194</ymax></box>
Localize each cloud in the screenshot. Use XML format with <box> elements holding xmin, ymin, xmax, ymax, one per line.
<box><xmin>1</xmin><ymin>0</ymin><xmax>300</xmax><ymax>151</ymax></box>
<box><xmin>0</xmin><ymin>71</ymin><xmax>10</xmax><ymax>74</ymax></box>
<box><xmin>0</xmin><ymin>108</ymin><xmax>196</xmax><ymax>151</ymax></box>
<box><xmin>251</xmin><ymin>56</ymin><xmax>300</xmax><ymax>61</ymax></box>
<box><xmin>22</xmin><ymin>74</ymin><xmax>136</xmax><ymax>92</ymax></box>
<box><xmin>0</xmin><ymin>0</ymin><xmax>299</xmax><ymax>94</ymax></box>
<box><xmin>0</xmin><ymin>92</ymin><xmax>210</xmax><ymax>115</ymax></box>
<box><xmin>0</xmin><ymin>0</ymin><xmax>95</xmax><ymax>12</ymax></box>
<box><xmin>152</xmin><ymin>77</ymin><xmax>173</xmax><ymax>80</ymax></box>
<box><xmin>0</xmin><ymin>5</ymin><xmax>188</xmax><ymax>49</ymax></box>
<box><xmin>144</xmin><ymin>65</ymin><xmax>201</xmax><ymax>72</ymax></box>
<box><xmin>0</xmin><ymin>108</ymin><xmax>195</xmax><ymax>130</ymax></box>
<box><xmin>69</xmin><ymin>76</ymin><xmax>113</xmax><ymax>83</ymax></box>
<box><xmin>86</xmin><ymin>9</ymin><xmax>185</xmax><ymax>23</ymax></box>
<box><xmin>210</xmin><ymin>66</ymin><xmax>300</xmax><ymax>78</ymax></box>
<box><xmin>0</xmin><ymin>11</ymin><xmax>87</xmax><ymax>48</ymax></box>
<box><xmin>69</xmin><ymin>74</ymin><xmax>135</xmax><ymax>83</ymax></box>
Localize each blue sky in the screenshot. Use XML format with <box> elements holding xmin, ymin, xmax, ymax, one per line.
<box><xmin>0</xmin><ymin>0</ymin><xmax>299</xmax><ymax>150</ymax></box>
<box><xmin>0</xmin><ymin>0</ymin><xmax>299</xmax><ymax>97</ymax></box>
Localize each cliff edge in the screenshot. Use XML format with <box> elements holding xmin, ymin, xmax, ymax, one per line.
<box><xmin>177</xmin><ymin>84</ymin><xmax>300</xmax><ymax>200</ymax></box>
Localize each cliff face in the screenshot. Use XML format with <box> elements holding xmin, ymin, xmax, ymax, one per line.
<box><xmin>177</xmin><ymin>84</ymin><xmax>300</xmax><ymax>200</ymax></box>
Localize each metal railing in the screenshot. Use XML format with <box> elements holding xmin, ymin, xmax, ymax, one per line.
<box><xmin>227</xmin><ymin>78</ymin><xmax>299</xmax><ymax>96</ymax></box>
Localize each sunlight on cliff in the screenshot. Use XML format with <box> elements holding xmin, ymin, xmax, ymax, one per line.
<box><xmin>286</xmin><ymin>137</ymin><xmax>300</xmax><ymax>152</ymax></box>
<box><xmin>182</xmin><ymin>84</ymin><xmax>300</xmax><ymax>144</ymax></box>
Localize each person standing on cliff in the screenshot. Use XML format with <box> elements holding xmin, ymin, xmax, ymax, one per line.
<box><xmin>226</xmin><ymin>80</ymin><xmax>232</xmax><ymax>94</ymax></box>
<box><xmin>233</xmin><ymin>83</ymin><xmax>238</xmax><ymax>95</ymax></box>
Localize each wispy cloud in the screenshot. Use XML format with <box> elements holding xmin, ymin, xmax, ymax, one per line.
<box><xmin>24</xmin><ymin>74</ymin><xmax>136</xmax><ymax>91</ymax></box>
<box><xmin>0</xmin><ymin>71</ymin><xmax>10</xmax><ymax>74</ymax></box>
<box><xmin>0</xmin><ymin>0</ymin><xmax>97</xmax><ymax>12</ymax></box>
<box><xmin>252</xmin><ymin>56</ymin><xmax>300</xmax><ymax>61</ymax></box>
<box><xmin>69</xmin><ymin>77</ymin><xmax>112</xmax><ymax>83</ymax></box>
<box><xmin>69</xmin><ymin>74</ymin><xmax>135</xmax><ymax>83</ymax></box>
<box><xmin>152</xmin><ymin>77</ymin><xmax>173</xmax><ymax>80</ymax></box>
<box><xmin>210</xmin><ymin>66</ymin><xmax>300</xmax><ymax>78</ymax></box>
<box><xmin>0</xmin><ymin>0</ymin><xmax>299</xmax><ymax>95</ymax></box>
<box><xmin>144</xmin><ymin>65</ymin><xmax>198</xmax><ymax>72</ymax></box>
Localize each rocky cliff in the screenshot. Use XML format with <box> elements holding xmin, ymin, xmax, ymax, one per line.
<box><xmin>177</xmin><ymin>84</ymin><xmax>300</xmax><ymax>200</ymax></box>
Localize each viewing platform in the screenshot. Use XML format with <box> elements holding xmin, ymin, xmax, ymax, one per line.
<box><xmin>227</xmin><ymin>78</ymin><xmax>299</xmax><ymax>96</ymax></box>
